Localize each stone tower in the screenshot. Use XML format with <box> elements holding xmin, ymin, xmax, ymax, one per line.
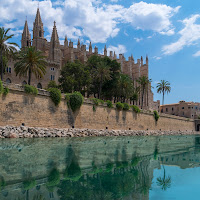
<box><xmin>49</xmin><ymin>21</ymin><xmax>61</xmax><ymax>63</ymax></box>
<box><xmin>21</xmin><ymin>20</ymin><xmax>31</xmax><ymax>48</ymax></box>
<box><xmin>32</xmin><ymin>8</ymin><xmax>46</xmax><ymax>51</ymax></box>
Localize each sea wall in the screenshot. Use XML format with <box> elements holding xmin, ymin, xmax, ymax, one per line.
<box><xmin>0</xmin><ymin>88</ymin><xmax>195</xmax><ymax>131</ymax></box>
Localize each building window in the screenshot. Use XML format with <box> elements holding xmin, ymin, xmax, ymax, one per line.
<box><xmin>172</xmin><ymin>107</ymin><xmax>174</xmax><ymax>111</ymax></box>
<box><xmin>192</xmin><ymin>107</ymin><xmax>193</xmax><ymax>109</ymax></box>
<box><xmin>182</xmin><ymin>107</ymin><xmax>184</xmax><ymax>109</ymax></box>
<box><xmin>196</xmin><ymin>107</ymin><xmax>198</xmax><ymax>110</ymax></box>
<box><xmin>188</xmin><ymin>107</ymin><xmax>190</xmax><ymax>109</ymax></box>
<box><xmin>166</xmin><ymin>108</ymin><xmax>168</xmax><ymax>112</ymax></box>
<box><xmin>6</xmin><ymin>78</ymin><xmax>11</xmax><ymax>84</ymax></box>
<box><xmin>39</xmin><ymin>30</ymin><xmax>42</xmax><ymax>37</ymax></box>
<box><xmin>6</xmin><ymin>67</ymin><xmax>11</xmax><ymax>73</ymax></box>
<box><xmin>161</xmin><ymin>109</ymin><xmax>163</xmax><ymax>113</ymax></box>
<box><xmin>22</xmin><ymin>81</ymin><xmax>27</xmax><ymax>85</ymax></box>
<box><xmin>50</xmin><ymin>75</ymin><xmax>55</xmax><ymax>81</ymax></box>
<box><xmin>51</xmin><ymin>67</ymin><xmax>55</xmax><ymax>71</ymax></box>
<box><xmin>37</xmin><ymin>83</ymin><xmax>42</xmax><ymax>89</ymax></box>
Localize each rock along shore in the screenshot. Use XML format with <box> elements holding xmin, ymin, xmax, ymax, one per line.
<box><xmin>0</xmin><ymin>126</ymin><xmax>199</xmax><ymax>139</ymax></box>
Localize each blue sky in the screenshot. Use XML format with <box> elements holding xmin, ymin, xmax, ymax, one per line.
<box><xmin>0</xmin><ymin>0</ymin><xmax>200</xmax><ymax>104</ymax></box>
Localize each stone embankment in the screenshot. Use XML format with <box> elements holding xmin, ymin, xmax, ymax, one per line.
<box><xmin>0</xmin><ymin>126</ymin><xmax>199</xmax><ymax>139</ymax></box>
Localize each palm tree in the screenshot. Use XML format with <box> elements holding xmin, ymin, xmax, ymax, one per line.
<box><xmin>95</xmin><ymin>61</ymin><xmax>111</xmax><ymax>99</ymax></box>
<box><xmin>137</xmin><ymin>76</ymin><xmax>151</xmax><ymax>109</ymax></box>
<box><xmin>0</xmin><ymin>27</ymin><xmax>19</xmax><ymax>80</ymax></box>
<box><xmin>156</xmin><ymin>80</ymin><xmax>171</xmax><ymax>105</ymax></box>
<box><xmin>156</xmin><ymin>165</ymin><xmax>171</xmax><ymax>191</ymax></box>
<box><xmin>14</xmin><ymin>47</ymin><xmax>47</xmax><ymax>85</ymax></box>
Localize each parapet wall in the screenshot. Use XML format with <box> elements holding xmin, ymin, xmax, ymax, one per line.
<box><xmin>0</xmin><ymin>89</ymin><xmax>195</xmax><ymax>131</ymax></box>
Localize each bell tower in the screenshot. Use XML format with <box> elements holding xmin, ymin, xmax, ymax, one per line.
<box><xmin>32</xmin><ymin>8</ymin><xmax>46</xmax><ymax>51</ymax></box>
<box><xmin>21</xmin><ymin>20</ymin><xmax>31</xmax><ymax>48</ymax></box>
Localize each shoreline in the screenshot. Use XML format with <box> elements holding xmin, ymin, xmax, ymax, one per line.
<box><xmin>0</xmin><ymin>126</ymin><xmax>199</xmax><ymax>138</ymax></box>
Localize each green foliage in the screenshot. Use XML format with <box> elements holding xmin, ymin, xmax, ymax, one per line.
<box><xmin>153</xmin><ymin>110</ymin><xmax>160</xmax><ymax>122</ymax></box>
<box><xmin>106</xmin><ymin>100</ymin><xmax>113</xmax><ymax>108</ymax></box>
<box><xmin>14</xmin><ymin>46</ymin><xmax>47</xmax><ymax>85</ymax></box>
<box><xmin>131</xmin><ymin>157</ymin><xmax>140</xmax><ymax>166</ymax></box>
<box><xmin>91</xmin><ymin>98</ymin><xmax>105</xmax><ymax>106</ymax></box>
<box><xmin>154</xmin><ymin>147</ymin><xmax>158</xmax><ymax>160</ymax></box>
<box><xmin>24</xmin><ymin>84</ymin><xmax>38</xmax><ymax>95</ymax></box>
<box><xmin>46</xmin><ymin>168</ymin><xmax>60</xmax><ymax>187</ymax></box>
<box><xmin>0</xmin><ymin>79</ymin><xmax>3</xmax><ymax>94</ymax></box>
<box><xmin>66</xmin><ymin>92</ymin><xmax>83</xmax><ymax>112</ymax></box>
<box><xmin>0</xmin><ymin>176</ymin><xmax>5</xmax><ymax>191</ymax></box>
<box><xmin>116</xmin><ymin>102</ymin><xmax>124</xmax><ymax>110</ymax></box>
<box><xmin>123</xmin><ymin>103</ymin><xmax>130</xmax><ymax>111</ymax></box>
<box><xmin>47</xmin><ymin>80</ymin><xmax>58</xmax><ymax>89</ymax></box>
<box><xmin>105</xmin><ymin>163</ymin><xmax>114</xmax><ymax>172</ymax></box>
<box><xmin>59</xmin><ymin>60</ymin><xmax>91</xmax><ymax>94</ymax></box>
<box><xmin>48</xmin><ymin>88</ymin><xmax>61</xmax><ymax>106</ymax></box>
<box><xmin>3</xmin><ymin>87</ymin><xmax>9</xmax><ymax>95</ymax></box>
<box><xmin>23</xmin><ymin>179</ymin><xmax>36</xmax><ymax>190</ymax></box>
<box><xmin>131</xmin><ymin>105</ymin><xmax>140</xmax><ymax>113</ymax></box>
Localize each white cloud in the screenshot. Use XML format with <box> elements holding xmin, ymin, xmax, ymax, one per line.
<box><xmin>0</xmin><ymin>0</ymin><xmax>180</xmax><ymax>45</ymax></box>
<box><xmin>134</xmin><ymin>37</ymin><xmax>143</xmax><ymax>42</ymax></box>
<box><xmin>193</xmin><ymin>50</ymin><xmax>200</xmax><ymax>57</ymax></box>
<box><xmin>153</xmin><ymin>56</ymin><xmax>162</xmax><ymax>60</ymax></box>
<box><xmin>123</xmin><ymin>2</ymin><xmax>180</xmax><ymax>35</ymax></box>
<box><xmin>162</xmin><ymin>15</ymin><xmax>200</xmax><ymax>55</ymax></box>
<box><xmin>107</xmin><ymin>44</ymin><xmax>127</xmax><ymax>56</ymax></box>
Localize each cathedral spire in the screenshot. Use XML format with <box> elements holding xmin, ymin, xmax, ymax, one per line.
<box><xmin>64</xmin><ymin>35</ymin><xmax>68</xmax><ymax>47</ymax></box>
<box><xmin>77</xmin><ymin>38</ymin><xmax>80</xmax><ymax>49</ymax></box>
<box><xmin>21</xmin><ymin>20</ymin><xmax>31</xmax><ymax>48</ymax></box>
<box><xmin>50</xmin><ymin>21</ymin><xmax>59</xmax><ymax>43</ymax></box>
<box><xmin>33</xmin><ymin>8</ymin><xmax>44</xmax><ymax>39</ymax></box>
<box><xmin>89</xmin><ymin>41</ymin><xmax>92</xmax><ymax>54</ymax></box>
<box><xmin>104</xmin><ymin>45</ymin><xmax>107</xmax><ymax>56</ymax></box>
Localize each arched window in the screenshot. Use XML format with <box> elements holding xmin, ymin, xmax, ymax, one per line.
<box><xmin>39</xmin><ymin>30</ymin><xmax>42</xmax><ymax>37</ymax></box>
<box><xmin>22</xmin><ymin>81</ymin><xmax>27</xmax><ymax>85</ymax></box>
<box><xmin>6</xmin><ymin>78</ymin><xmax>11</xmax><ymax>84</ymax></box>
<box><xmin>37</xmin><ymin>83</ymin><xmax>42</xmax><ymax>89</ymax></box>
<box><xmin>27</xmin><ymin>40</ymin><xmax>29</xmax><ymax>47</ymax></box>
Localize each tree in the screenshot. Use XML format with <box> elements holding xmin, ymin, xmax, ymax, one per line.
<box><xmin>94</xmin><ymin>61</ymin><xmax>111</xmax><ymax>99</ymax></box>
<box><xmin>156</xmin><ymin>80</ymin><xmax>171</xmax><ymax>105</ymax></box>
<box><xmin>0</xmin><ymin>27</ymin><xmax>19</xmax><ymax>80</ymax></box>
<box><xmin>14</xmin><ymin>47</ymin><xmax>47</xmax><ymax>85</ymax></box>
<box><xmin>156</xmin><ymin>166</ymin><xmax>171</xmax><ymax>191</ymax></box>
<box><xmin>59</xmin><ymin>60</ymin><xmax>91</xmax><ymax>95</ymax></box>
<box><xmin>137</xmin><ymin>76</ymin><xmax>151</xmax><ymax>109</ymax></box>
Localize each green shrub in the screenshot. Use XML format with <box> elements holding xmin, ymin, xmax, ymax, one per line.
<box><xmin>0</xmin><ymin>176</ymin><xmax>5</xmax><ymax>191</ymax></box>
<box><xmin>98</xmin><ymin>99</ymin><xmax>105</xmax><ymax>105</ymax></box>
<box><xmin>131</xmin><ymin>105</ymin><xmax>140</xmax><ymax>113</ymax></box>
<box><xmin>66</xmin><ymin>92</ymin><xmax>83</xmax><ymax>112</ymax></box>
<box><xmin>106</xmin><ymin>100</ymin><xmax>113</xmax><ymax>108</ymax></box>
<box><xmin>116</xmin><ymin>102</ymin><xmax>124</xmax><ymax>110</ymax></box>
<box><xmin>105</xmin><ymin>163</ymin><xmax>114</xmax><ymax>172</ymax></box>
<box><xmin>24</xmin><ymin>85</ymin><xmax>38</xmax><ymax>95</ymax></box>
<box><xmin>46</xmin><ymin>168</ymin><xmax>60</xmax><ymax>187</ymax></box>
<box><xmin>131</xmin><ymin>157</ymin><xmax>140</xmax><ymax>166</ymax></box>
<box><xmin>3</xmin><ymin>87</ymin><xmax>9</xmax><ymax>96</ymax></box>
<box><xmin>48</xmin><ymin>88</ymin><xmax>62</xmax><ymax>106</ymax></box>
<box><xmin>47</xmin><ymin>80</ymin><xmax>58</xmax><ymax>89</ymax></box>
<box><xmin>153</xmin><ymin>110</ymin><xmax>160</xmax><ymax>122</ymax></box>
<box><xmin>123</xmin><ymin>103</ymin><xmax>130</xmax><ymax>111</ymax></box>
<box><xmin>91</xmin><ymin>98</ymin><xmax>99</xmax><ymax>106</ymax></box>
<box><xmin>23</xmin><ymin>179</ymin><xmax>36</xmax><ymax>190</ymax></box>
<box><xmin>0</xmin><ymin>79</ymin><xmax>3</xmax><ymax>94</ymax></box>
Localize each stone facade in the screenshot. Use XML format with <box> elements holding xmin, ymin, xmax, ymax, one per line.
<box><xmin>3</xmin><ymin>8</ymin><xmax>159</xmax><ymax>110</ymax></box>
<box><xmin>160</xmin><ymin>100</ymin><xmax>200</xmax><ymax>119</ymax></box>
<box><xmin>0</xmin><ymin>88</ymin><xmax>195</xmax><ymax>131</ymax></box>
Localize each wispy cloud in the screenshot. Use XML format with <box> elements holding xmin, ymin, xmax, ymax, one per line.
<box><xmin>162</xmin><ymin>15</ymin><xmax>200</xmax><ymax>55</ymax></box>
<box><xmin>134</xmin><ymin>37</ymin><xmax>143</xmax><ymax>42</ymax></box>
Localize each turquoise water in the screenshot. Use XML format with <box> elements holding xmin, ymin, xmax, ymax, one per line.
<box><xmin>0</xmin><ymin>135</ymin><xmax>200</xmax><ymax>200</ymax></box>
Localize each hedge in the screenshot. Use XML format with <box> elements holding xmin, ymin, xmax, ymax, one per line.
<box><xmin>153</xmin><ymin>110</ymin><xmax>160</xmax><ymax>122</ymax></box>
<box><xmin>106</xmin><ymin>100</ymin><xmax>113</xmax><ymax>108</ymax></box>
<box><xmin>48</xmin><ymin>88</ymin><xmax>62</xmax><ymax>106</ymax></box>
<box><xmin>131</xmin><ymin>105</ymin><xmax>140</xmax><ymax>113</ymax></box>
<box><xmin>123</xmin><ymin>103</ymin><xmax>130</xmax><ymax>111</ymax></box>
<box><xmin>24</xmin><ymin>85</ymin><xmax>38</xmax><ymax>95</ymax></box>
<box><xmin>116</xmin><ymin>102</ymin><xmax>124</xmax><ymax>110</ymax></box>
<box><xmin>66</xmin><ymin>92</ymin><xmax>83</xmax><ymax>112</ymax></box>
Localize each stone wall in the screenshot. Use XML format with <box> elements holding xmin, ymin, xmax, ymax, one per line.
<box><xmin>0</xmin><ymin>89</ymin><xmax>195</xmax><ymax>131</ymax></box>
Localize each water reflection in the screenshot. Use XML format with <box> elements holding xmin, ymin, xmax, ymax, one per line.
<box><xmin>0</xmin><ymin>135</ymin><xmax>200</xmax><ymax>199</ymax></box>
